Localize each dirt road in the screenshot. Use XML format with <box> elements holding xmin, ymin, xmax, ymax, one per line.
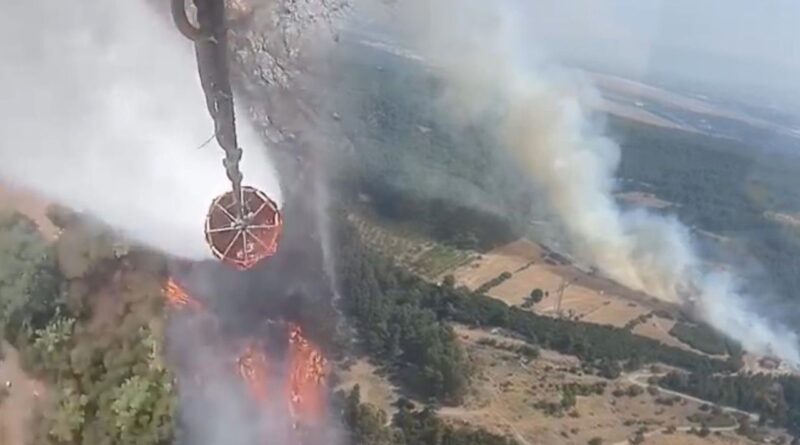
<box><xmin>0</xmin><ymin>342</ymin><xmax>45</xmax><ymax>445</ymax></box>
<box><xmin>625</xmin><ymin>371</ymin><xmax>758</xmax><ymax>421</ymax></box>
<box><xmin>610</xmin><ymin>423</ymin><xmax>739</xmax><ymax>445</ymax></box>
<box><xmin>609</xmin><ymin>370</ymin><xmax>762</xmax><ymax>444</ymax></box>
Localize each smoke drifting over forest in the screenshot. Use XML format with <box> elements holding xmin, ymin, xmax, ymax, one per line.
<box><xmin>364</xmin><ymin>0</ymin><xmax>800</xmax><ymax>364</ymax></box>
<box><xmin>0</xmin><ymin>0</ymin><xmax>282</xmax><ymax>260</ymax></box>
<box><xmin>0</xmin><ymin>1</ymin><xmax>349</xmax><ymax>445</ymax></box>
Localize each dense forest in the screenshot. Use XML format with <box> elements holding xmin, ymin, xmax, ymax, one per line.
<box><xmin>335</xmin><ymin>208</ymin><xmax>800</xmax><ymax>440</ymax></box>
<box><xmin>6</xmin><ymin>92</ymin><xmax>800</xmax><ymax>442</ymax></box>
<box><xmin>0</xmin><ymin>209</ymin><xmax>174</xmax><ymax>445</ymax></box>
<box><xmin>612</xmin><ymin>117</ymin><xmax>786</xmax><ymax>231</ymax></box>
<box><xmin>7</xmin><ymin>15</ymin><xmax>800</xmax><ymax>444</ymax></box>
<box><xmin>0</xmin><ymin>206</ymin><xmax>522</xmax><ymax>444</ymax></box>
<box><xmin>4</xmin><ymin>196</ymin><xmax>800</xmax><ymax>443</ymax></box>
<box><xmin>334</xmin><ymin>212</ymin><xmax>736</xmax><ymax>393</ymax></box>
<box><xmin>611</xmin><ymin>116</ymin><xmax>800</xmax><ymax>302</ymax></box>
<box><xmin>331</xmin><ymin>43</ymin><xmax>800</xmax><ymax>317</ymax></box>
<box><xmin>330</xmin><ymin>41</ymin><xmax>536</xmax><ymax>241</ymax></box>
<box><xmin>668</xmin><ymin>322</ymin><xmax>742</xmax><ymax>357</ymax></box>
<box><xmin>335</xmin><ymin>210</ymin><xmax>472</xmax><ymax>403</ymax></box>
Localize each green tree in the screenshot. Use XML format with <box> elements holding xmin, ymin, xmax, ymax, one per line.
<box><xmin>626</xmin><ymin>385</ymin><xmax>644</xmax><ymax>398</ymax></box>
<box><xmin>46</xmin><ymin>384</ymin><xmax>88</xmax><ymax>444</ymax></box>
<box><xmin>529</xmin><ymin>288</ymin><xmax>544</xmax><ymax>303</ymax></box>
<box><xmin>629</xmin><ymin>431</ymin><xmax>645</xmax><ymax>445</ymax></box>
<box><xmin>561</xmin><ymin>388</ymin><xmax>577</xmax><ymax>409</ymax></box>
<box><xmin>110</xmin><ymin>375</ymin><xmax>173</xmax><ymax>445</ymax></box>
<box><xmin>0</xmin><ymin>211</ymin><xmax>61</xmax><ymax>342</ymax></box>
<box><xmin>341</xmin><ymin>386</ymin><xmax>396</xmax><ymax>445</ymax></box>
<box><xmin>9</xmin><ymin>215</ymin><xmax>176</xmax><ymax>445</ymax></box>
<box><xmin>54</xmin><ymin>222</ymin><xmax>116</xmax><ymax>280</ymax></box>
<box><xmin>441</xmin><ymin>275</ymin><xmax>455</xmax><ymax>289</ymax></box>
<box><xmin>31</xmin><ymin>316</ymin><xmax>75</xmax><ymax>377</ymax></box>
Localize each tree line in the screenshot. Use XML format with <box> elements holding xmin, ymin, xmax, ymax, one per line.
<box><xmin>612</xmin><ymin>116</ymin><xmax>800</xmax><ymax>309</ymax></box>
<box><xmin>336</xmin><ymin>213</ymin><xmax>471</xmax><ymax>404</ymax></box>
<box><xmin>660</xmin><ymin>371</ymin><xmax>800</xmax><ymax>435</ymax></box>
<box><xmin>334</xmin><ymin>212</ymin><xmax>735</xmax><ymax>406</ymax></box>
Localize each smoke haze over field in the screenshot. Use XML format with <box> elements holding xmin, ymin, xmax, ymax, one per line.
<box><xmin>363</xmin><ymin>0</ymin><xmax>800</xmax><ymax>364</ymax></box>
<box><xmin>0</xmin><ymin>0</ymin><xmax>282</xmax><ymax>260</ymax></box>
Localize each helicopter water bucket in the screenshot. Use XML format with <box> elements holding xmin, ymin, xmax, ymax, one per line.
<box><xmin>204</xmin><ymin>186</ymin><xmax>282</xmax><ymax>269</ymax></box>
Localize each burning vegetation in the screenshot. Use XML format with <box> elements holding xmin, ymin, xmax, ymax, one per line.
<box><xmin>287</xmin><ymin>324</ymin><xmax>329</xmax><ymax>425</ymax></box>
<box><xmin>163</xmin><ymin>278</ymin><xmax>330</xmax><ymax>442</ymax></box>
<box><xmin>164</xmin><ymin>278</ymin><xmax>206</xmax><ymax>311</ymax></box>
<box><xmin>238</xmin><ymin>343</ymin><xmax>271</xmax><ymax>402</ymax></box>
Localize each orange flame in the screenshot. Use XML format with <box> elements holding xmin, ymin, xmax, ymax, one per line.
<box><xmin>287</xmin><ymin>324</ymin><xmax>328</xmax><ymax>423</ymax></box>
<box><xmin>164</xmin><ymin>278</ymin><xmax>205</xmax><ymax>311</ymax></box>
<box><xmin>237</xmin><ymin>344</ymin><xmax>269</xmax><ymax>402</ymax></box>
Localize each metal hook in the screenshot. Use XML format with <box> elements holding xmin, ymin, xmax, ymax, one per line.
<box><xmin>171</xmin><ymin>0</ymin><xmax>211</xmax><ymax>41</ymax></box>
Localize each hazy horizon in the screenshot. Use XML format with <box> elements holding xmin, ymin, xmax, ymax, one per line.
<box><xmin>490</xmin><ymin>0</ymin><xmax>800</xmax><ymax>111</ymax></box>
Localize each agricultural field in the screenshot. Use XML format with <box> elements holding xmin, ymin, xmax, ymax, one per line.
<box><xmin>349</xmin><ymin>215</ymin><xmax>734</xmax><ymax>360</ymax></box>
<box><xmin>448</xmin><ymin>240</ymin><xmax>722</xmax><ymax>357</ymax></box>
<box><xmin>348</xmin><ymin>212</ymin><xmax>476</xmax><ymax>279</ymax></box>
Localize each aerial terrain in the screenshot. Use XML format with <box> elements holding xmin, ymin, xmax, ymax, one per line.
<box><xmin>2</xmin><ymin>1</ymin><xmax>800</xmax><ymax>445</ymax></box>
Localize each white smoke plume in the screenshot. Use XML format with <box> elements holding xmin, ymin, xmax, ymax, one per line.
<box><xmin>0</xmin><ymin>0</ymin><xmax>282</xmax><ymax>260</ymax></box>
<box><xmin>373</xmin><ymin>0</ymin><xmax>800</xmax><ymax>364</ymax></box>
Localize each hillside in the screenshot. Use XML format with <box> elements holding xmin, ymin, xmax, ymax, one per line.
<box><xmin>4</xmin><ymin>2</ymin><xmax>800</xmax><ymax>443</ymax></box>
<box><xmin>332</xmin><ymin>212</ymin><xmax>800</xmax><ymax>444</ymax></box>
<box><xmin>2</xmin><ymin>165</ymin><xmax>799</xmax><ymax>445</ymax></box>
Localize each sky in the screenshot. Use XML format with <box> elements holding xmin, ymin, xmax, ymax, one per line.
<box><xmin>515</xmin><ymin>0</ymin><xmax>800</xmax><ymax>107</ymax></box>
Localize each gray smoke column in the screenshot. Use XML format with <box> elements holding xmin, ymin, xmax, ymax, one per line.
<box><xmin>375</xmin><ymin>0</ymin><xmax>800</xmax><ymax>364</ymax></box>
<box><xmin>0</xmin><ymin>0</ymin><xmax>281</xmax><ymax>260</ymax></box>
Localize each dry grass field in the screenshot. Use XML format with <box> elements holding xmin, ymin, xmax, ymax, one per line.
<box><xmin>438</xmin><ymin>326</ymin><xmax>761</xmax><ymax>445</ymax></box>
<box><xmin>450</xmin><ymin>239</ymin><xmax>542</xmax><ymax>290</ymax></box>
<box><xmin>334</xmin><ymin>325</ymin><xmax>777</xmax><ymax>444</ymax></box>
<box><xmin>451</xmin><ymin>241</ymin><xmax>675</xmax><ymax>330</ymax></box>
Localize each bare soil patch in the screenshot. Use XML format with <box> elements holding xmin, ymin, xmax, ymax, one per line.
<box><xmin>615</xmin><ymin>191</ymin><xmax>673</xmax><ymax>210</ymax></box>
<box><xmin>451</xmin><ymin>239</ymin><xmax>542</xmax><ymax>290</ymax></box>
<box><xmin>641</xmin><ymin>433</ymin><xmax>755</xmax><ymax>445</ymax></box>
<box><xmin>334</xmin><ymin>359</ymin><xmax>399</xmax><ymax>415</ymax></box>
<box><xmin>440</xmin><ymin>326</ymin><xmax>752</xmax><ymax>445</ymax></box>
<box><xmin>631</xmin><ymin>317</ymin><xmax>697</xmax><ymax>352</ymax></box>
<box><xmin>0</xmin><ymin>343</ymin><xmax>47</xmax><ymax>445</ymax></box>
<box><xmin>453</xmin><ymin>239</ymin><xmax>691</xmax><ymax>347</ymax></box>
<box><xmin>489</xmin><ymin>265</ymin><xmax>564</xmax><ymax>305</ymax></box>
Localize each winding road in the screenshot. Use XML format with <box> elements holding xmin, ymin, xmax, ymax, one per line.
<box><xmin>610</xmin><ymin>371</ymin><xmax>760</xmax><ymax>445</ymax></box>
<box><xmin>625</xmin><ymin>371</ymin><xmax>758</xmax><ymax>421</ymax></box>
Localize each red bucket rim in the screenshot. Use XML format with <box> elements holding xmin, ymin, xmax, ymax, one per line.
<box><xmin>204</xmin><ymin>186</ymin><xmax>282</xmax><ymax>269</ymax></box>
